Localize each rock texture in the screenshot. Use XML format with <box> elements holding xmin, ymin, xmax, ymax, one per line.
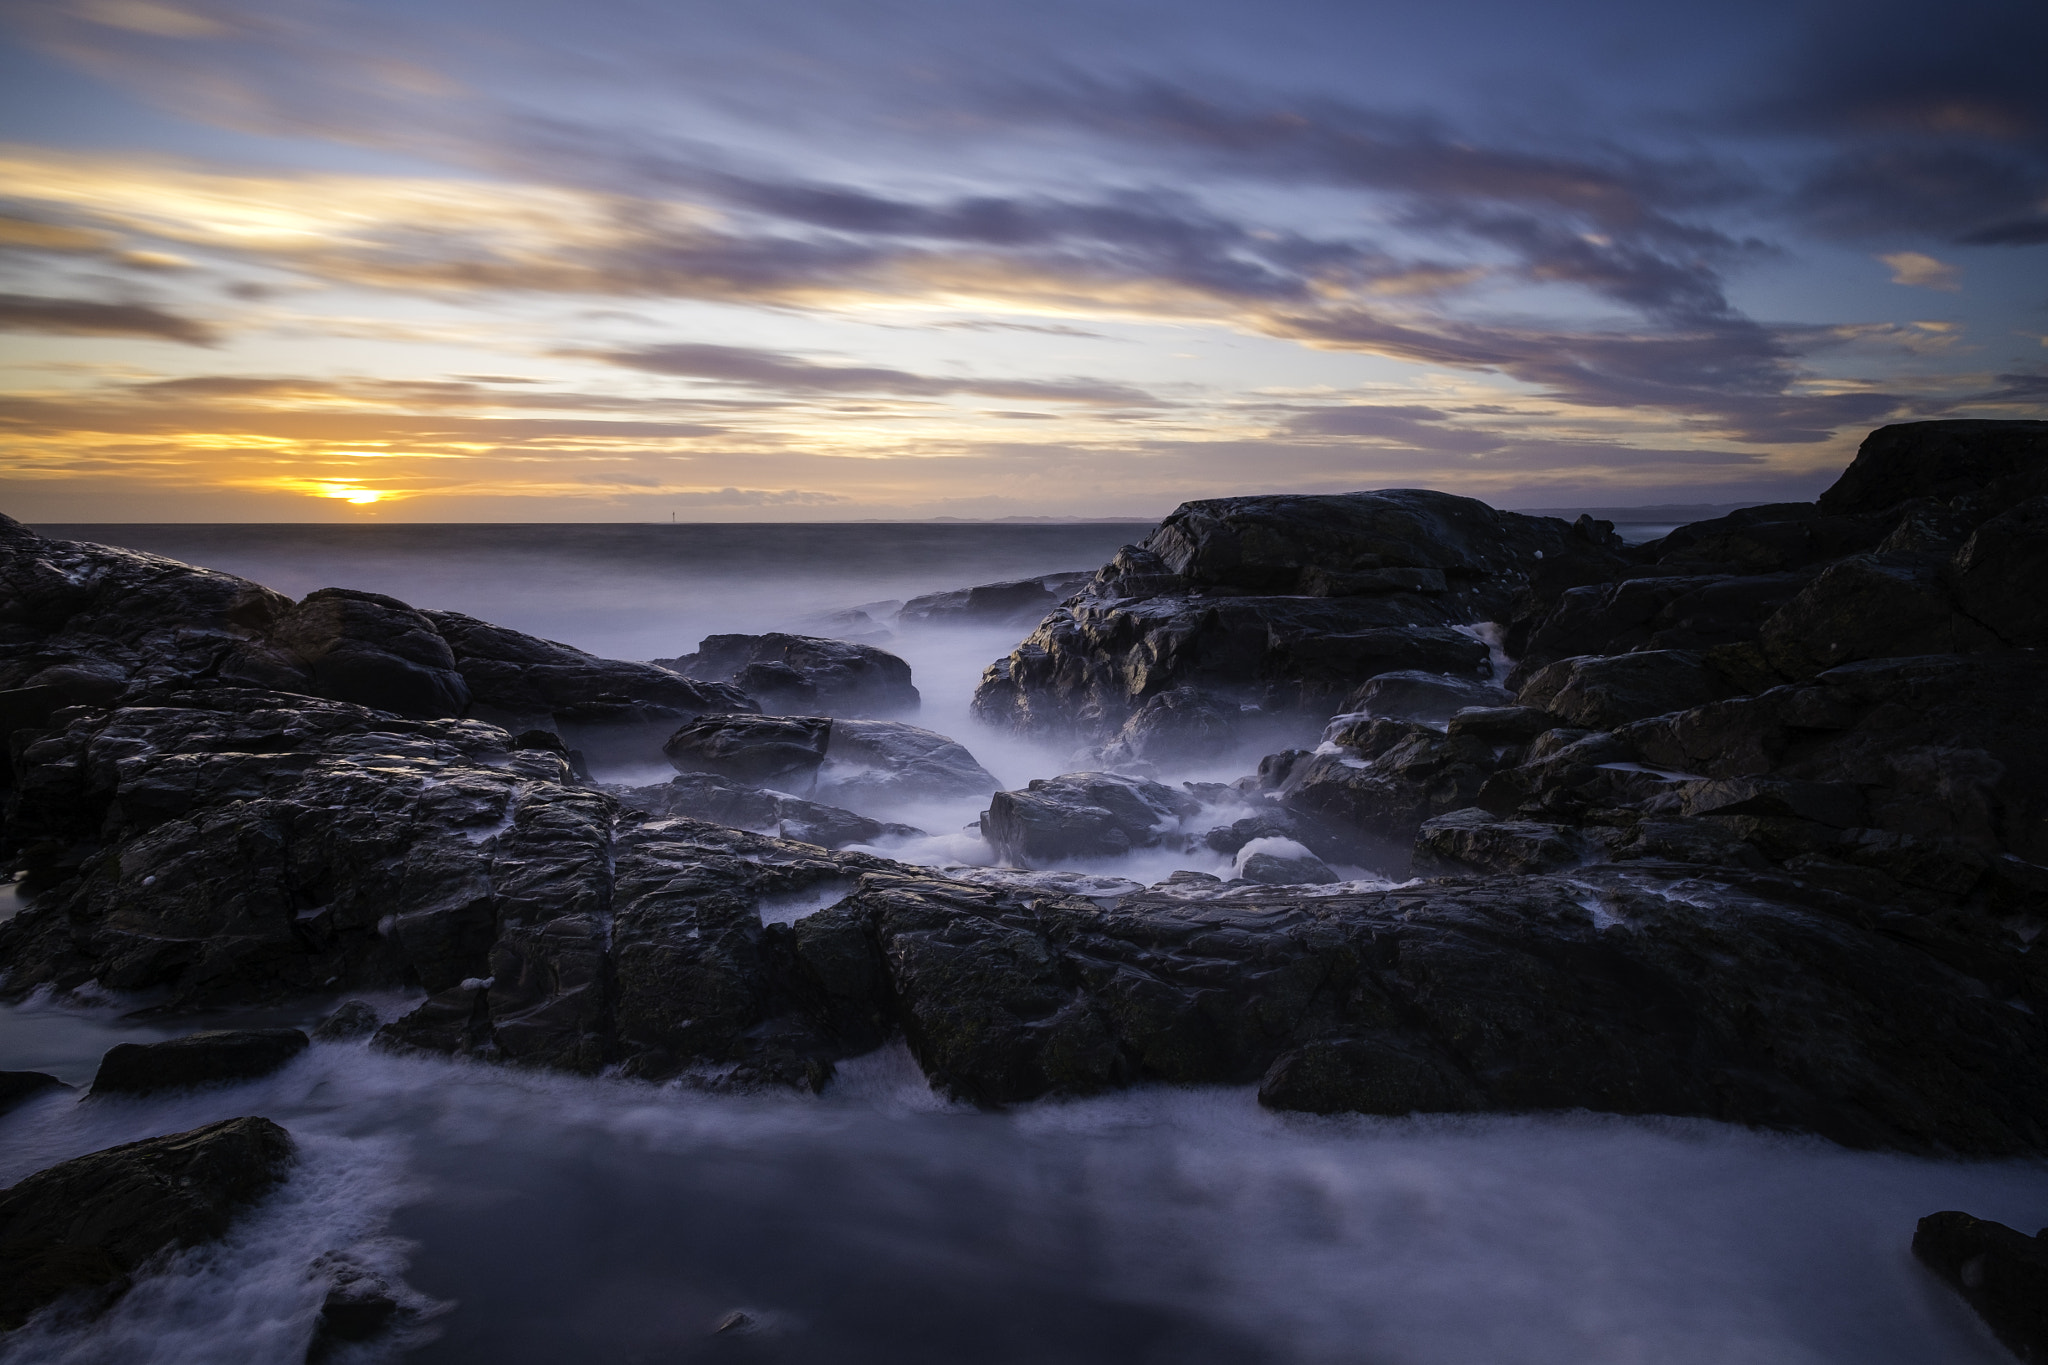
<box><xmin>1913</xmin><ymin>1210</ymin><xmax>2048</xmax><ymax>1363</ymax></box>
<box><xmin>0</xmin><ymin>1117</ymin><xmax>296</xmax><ymax>1330</ymax></box>
<box><xmin>980</xmin><ymin>772</ymin><xmax>1198</xmax><ymax>866</ymax></box>
<box><xmin>616</xmin><ymin>772</ymin><xmax>921</xmax><ymax>849</ymax></box>
<box><xmin>89</xmin><ymin>1029</ymin><xmax>309</xmax><ymax>1096</ymax></box>
<box><xmin>660</xmin><ymin>633</ymin><xmax>918</xmax><ymax>718</ymax></box>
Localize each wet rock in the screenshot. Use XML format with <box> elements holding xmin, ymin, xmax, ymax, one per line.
<box><xmin>1340</xmin><ymin>670</ymin><xmax>1512</xmax><ymax>724</ymax></box>
<box><xmin>90</xmin><ymin>1029</ymin><xmax>310</xmax><ymax>1096</ymax></box>
<box><xmin>974</xmin><ymin>489</ymin><xmax>1626</xmax><ymax>745</ymax></box>
<box><xmin>661</xmin><ymin>633</ymin><xmax>918</xmax><ymax>718</ymax></box>
<box><xmin>813</xmin><ymin>719</ymin><xmax>1000</xmax><ymax>806</ymax></box>
<box><xmin>310</xmin><ymin>1000</ymin><xmax>381</xmax><ymax>1042</ymax></box>
<box><xmin>1912</xmin><ymin>1210</ymin><xmax>2048</xmax><ymax>1363</ymax></box>
<box><xmin>1099</xmin><ymin>686</ymin><xmax>1238</xmax><ymax>764</ymax></box>
<box><xmin>427</xmin><ymin>609</ymin><xmax>754</xmax><ymax>758</ymax></box>
<box><xmin>980</xmin><ymin>772</ymin><xmax>1199</xmax><ymax>866</ymax></box>
<box><xmin>898</xmin><ymin>572</ymin><xmax>1093</xmax><ymax>627</ymax></box>
<box><xmin>615</xmin><ymin>772</ymin><xmax>921</xmax><ymax>849</ymax></box>
<box><xmin>663</xmin><ymin>714</ymin><xmax>833</xmax><ymax>786</ymax></box>
<box><xmin>0</xmin><ymin>1071</ymin><xmax>68</xmax><ymax>1117</ymax></box>
<box><xmin>1236</xmin><ymin>842</ymin><xmax>1339</xmax><ymax>885</ymax></box>
<box><xmin>247</xmin><ymin>588</ymin><xmax>470</xmax><ymax>720</ymax></box>
<box><xmin>1757</xmin><ymin>554</ymin><xmax>2001</xmax><ymax>679</ymax></box>
<box><xmin>1514</xmin><ymin>650</ymin><xmax>1731</xmax><ymax>729</ymax></box>
<box><xmin>1299</xmin><ymin>565</ymin><xmax>1449</xmax><ymax>597</ymax></box>
<box><xmin>1445</xmin><ymin>705</ymin><xmax>1566</xmax><ymax>744</ymax></box>
<box><xmin>307</xmin><ymin>1263</ymin><xmax>403</xmax><ymax>1361</ymax></box>
<box><xmin>1258</xmin><ymin>1034</ymin><xmax>1481</xmax><ymax>1115</ymax></box>
<box><xmin>0</xmin><ymin>1116</ymin><xmax>296</xmax><ymax>1331</ymax></box>
<box><xmin>1413</xmin><ymin>808</ymin><xmax>1584</xmax><ymax>875</ymax></box>
<box><xmin>1516</xmin><ymin>572</ymin><xmax>1813</xmax><ymax>670</ymax></box>
<box><xmin>1279</xmin><ymin>719</ymin><xmax>1503</xmax><ymax>869</ymax></box>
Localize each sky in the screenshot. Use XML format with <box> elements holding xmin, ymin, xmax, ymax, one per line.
<box><xmin>0</xmin><ymin>0</ymin><xmax>2042</xmax><ymax>522</ymax></box>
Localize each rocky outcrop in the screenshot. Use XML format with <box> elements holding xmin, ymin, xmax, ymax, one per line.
<box><xmin>972</xmin><ymin>489</ymin><xmax>1628</xmax><ymax>747</ymax></box>
<box><xmin>0</xmin><ymin>1071</ymin><xmax>67</xmax><ymax>1117</ymax></box>
<box><xmin>231</xmin><ymin>589</ymin><xmax>470</xmax><ymax>720</ymax></box>
<box><xmin>979</xmin><ymin>772</ymin><xmax>1198</xmax><ymax>866</ymax></box>
<box><xmin>1340</xmin><ymin>670</ymin><xmax>1512</xmax><ymax>724</ymax></box>
<box><xmin>899</xmin><ymin>571</ymin><xmax>1093</xmax><ymax>628</ymax></box>
<box><xmin>660</xmin><ymin>633</ymin><xmax>918</xmax><ymax>718</ymax></box>
<box><xmin>0</xmin><ymin>1116</ymin><xmax>296</xmax><ymax>1331</ymax></box>
<box><xmin>90</xmin><ymin>1029</ymin><xmax>309</xmax><ymax>1096</ymax></box>
<box><xmin>812</xmin><ymin>718</ymin><xmax>1000</xmax><ymax>806</ymax></box>
<box><xmin>616</xmin><ymin>772</ymin><xmax>921</xmax><ymax>849</ymax></box>
<box><xmin>1913</xmin><ymin>1210</ymin><xmax>2048</xmax><ymax>1363</ymax></box>
<box><xmin>663</xmin><ymin>714</ymin><xmax>833</xmax><ymax>785</ymax></box>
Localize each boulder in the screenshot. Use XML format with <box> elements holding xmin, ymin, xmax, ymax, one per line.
<box><xmin>616</xmin><ymin>772</ymin><xmax>922</xmax><ymax>849</ymax></box>
<box><xmin>1413</xmin><ymin>808</ymin><xmax>1584</xmax><ymax>875</ymax></box>
<box><xmin>1515</xmin><ymin>572</ymin><xmax>1814</xmax><ymax>670</ymax></box>
<box><xmin>0</xmin><ymin>1071</ymin><xmax>68</xmax><ymax>1117</ymax></box>
<box><xmin>0</xmin><ymin>1116</ymin><xmax>296</xmax><ymax>1330</ymax></box>
<box><xmin>662</xmin><ymin>714</ymin><xmax>832</xmax><ymax>786</ymax></box>
<box><xmin>1513</xmin><ymin>650</ymin><xmax>1731</xmax><ymax>729</ymax></box>
<box><xmin>1235</xmin><ymin>840</ymin><xmax>1339</xmax><ymax>885</ymax></box>
<box><xmin>1445</xmin><ymin>705</ymin><xmax>1566</xmax><ymax>744</ymax></box>
<box><xmin>812</xmin><ymin>719</ymin><xmax>1000</xmax><ymax>807</ymax></box>
<box><xmin>661</xmin><ymin>633</ymin><xmax>918</xmax><ymax>718</ymax></box>
<box><xmin>980</xmin><ymin>772</ymin><xmax>1199</xmax><ymax>865</ymax></box>
<box><xmin>310</xmin><ymin>1000</ymin><xmax>381</xmax><ymax>1042</ymax></box>
<box><xmin>90</xmin><ymin>1029</ymin><xmax>310</xmax><ymax>1096</ymax></box>
<box><xmin>1340</xmin><ymin>670</ymin><xmax>1512</xmax><ymax>724</ymax></box>
<box><xmin>243</xmin><ymin>588</ymin><xmax>470</xmax><ymax>720</ymax></box>
<box><xmin>427</xmin><ymin>609</ymin><xmax>754</xmax><ymax>759</ymax></box>
<box><xmin>1757</xmin><ymin>554</ymin><xmax>2001</xmax><ymax>679</ymax></box>
<box><xmin>1912</xmin><ymin>1211</ymin><xmax>2048</xmax><ymax>1363</ymax></box>
<box><xmin>1099</xmin><ymin>685</ymin><xmax>1238</xmax><ymax>764</ymax></box>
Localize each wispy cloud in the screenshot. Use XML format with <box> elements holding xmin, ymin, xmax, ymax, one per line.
<box><xmin>0</xmin><ymin>291</ymin><xmax>216</xmax><ymax>343</ymax></box>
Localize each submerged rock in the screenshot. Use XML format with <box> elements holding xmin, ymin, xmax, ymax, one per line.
<box><xmin>0</xmin><ymin>1116</ymin><xmax>296</xmax><ymax>1331</ymax></box>
<box><xmin>90</xmin><ymin>1029</ymin><xmax>310</xmax><ymax>1096</ymax></box>
<box><xmin>660</xmin><ymin>633</ymin><xmax>918</xmax><ymax>718</ymax></box>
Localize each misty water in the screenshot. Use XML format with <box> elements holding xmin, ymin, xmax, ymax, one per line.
<box><xmin>2</xmin><ymin>522</ymin><xmax>2042</xmax><ymax>1364</ymax></box>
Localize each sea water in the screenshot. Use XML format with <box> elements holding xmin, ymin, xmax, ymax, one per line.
<box><xmin>2</xmin><ymin>522</ymin><xmax>2042</xmax><ymax>1364</ymax></box>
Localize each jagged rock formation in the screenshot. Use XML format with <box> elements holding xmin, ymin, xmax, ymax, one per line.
<box><xmin>658</xmin><ymin>632</ymin><xmax>919</xmax><ymax>717</ymax></box>
<box><xmin>1913</xmin><ymin>1210</ymin><xmax>2048</xmax><ymax>1362</ymax></box>
<box><xmin>971</xmin><ymin>488</ymin><xmax>1628</xmax><ymax>748</ymax></box>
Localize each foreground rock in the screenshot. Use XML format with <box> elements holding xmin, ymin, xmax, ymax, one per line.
<box><xmin>663</xmin><ymin>713</ymin><xmax>833</xmax><ymax>785</ymax></box>
<box><xmin>659</xmin><ymin>633</ymin><xmax>918</xmax><ymax>718</ymax></box>
<box><xmin>1913</xmin><ymin>1211</ymin><xmax>2048</xmax><ymax>1362</ymax></box>
<box><xmin>0</xmin><ymin>1117</ymin><xmax>295</xmax><ymax>1330</ymax></box>
<box><xmin>90</xmin><ymin>1029</ymin><xmax>309</xmax><ymax>1097</ymax></box>
<box><xmin>662</xmin><ymin>714</ymin><xmax>997</xmax><ymax>807</ymax></box>
<box><xmin>980</xmin><ymin>772</ymin><xmax>1198</xmax><ymax>866</ymax></box>
<box><xmin>616</xmin><ymin>772</ymin><xmax>922</xmax><ymax>849</ymax></box>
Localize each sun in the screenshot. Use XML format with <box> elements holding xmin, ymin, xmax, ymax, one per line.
<box><xmin>315</xmin><ymin>483</ymin><xmax>387</xmax><ymax>505</ymax></box>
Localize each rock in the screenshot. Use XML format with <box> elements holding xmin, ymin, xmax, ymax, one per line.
<box><xmin>427</xmin><ymin>610</ymin><xmax>754</xmax><ymax>761</ymax></box>
<box><xmin>974</xmin><ymin>488</ymin><xmax>1628</xmax><ymax>745</ymax></box>
<box><xmin>90</xmin><ymin>1029</ymin><xmax>310</xmax><ymax>1096</ymax></box>
<box><xmin>1413</xmin><ymin>808</ymin><xmax>1584</xmax><ymax>875</ymax></box>
<box><xmin>0</xmin><ymin>1071</ymin><xmax>68</xmax><ymax>1117</ymax></box>
<box><xmin>1278</xmin><ymin>719</ymin><xmax>1502</xmax><ymax>870</ymax></box>
<box><xmin>615</xmin><ymin>772</ymin><xmax>922</xmax><ymax>849</ymax></box>
<box><xmin>1815</xmin><ymin>419</ymin><xmax>2048</xmax><ymax>516</ymax></box>
<box><xmin>1757</xmin><ymin>554</ymin><xmax>2001</xmax><ymax>679</ymax></box>
<box><xmin>980</xmin><ymin>772</ymin><xmax>1199</xmax><ymax>866</ymax></box>
<box><xmin>1257</xmin><ymin>1034</ymin><xmax>1480</xmax><ymax>1115</ymax></box>
<box><xmin>0</xmin><ymin>1116</ymin><xmax>296</xmax><ymax>1330</ymax></box>
<box><xmin>1299</xmin><ymin>566</ymin><xmax>1449</xmax><ymax>597</ymax></box>
<box><xmin>310</xmin><ymin>1001</ymin><xmax>381</xmax><ymax>1042</ymax></box>
<box><xmin>1445</xmin><ymin>705</ymin><xmax>1565</xmax><ymax>744</ymax></box>
<box><xmin>1912</xmin><ymin>1210</ymin><xmax>2048</xmax><ymax>1363</ymax></box>
<box><xmin>661</xmin><ymin>633</ymin><xmax>918</xmax><ymax>718</ymax></box>
<box><xmin>233</xmin><ymin>588</ymin><xmax>469</xmax><ymax>721</ymax></box>
<box><xmin>1235</xmin><ymin>840</ymin><xmax>1339</xmax><ymax>885</ymax></box>
<box><xmin>662</xmin><ymin>714</ymin><xmax>832</xmax><ymax>786</ymax></box>
<box><xmin>1951</xmin><ymin>495</ymin><xmax>2048</xmax><ymax>647</ymax></box>
<box><xmin>813</xmin><ymin>719</ymin><xmax>1001</xmax><ymax>806</ymax></box>
<box><xmin>1340</xmin><ymin>670</ymin><xmax>1512</xmax><ymax>724</ymax></box>
<box><xmin>1513</xmin><ymin>650</ymin><xmax>1731</xmax><ymax>729</ymax></box>
<box><xmin>1099</xmin><ymin>685</ymin><xmax>1239</xmax><ymax>764</ymax></box>
<box><xmin>1515</xmin><ymin>572</ymin><xmax>1814</xmax><ymax>670</ymax></box>
<box><xmin>898</xmin><ymin>572</ymin><xmax>1093</xmax><ymax>627</ymax></box>
<box><xmin>306</xmin><ymin>1255</ymin><xmax>404</xmax><ymax>1360</ymax></box>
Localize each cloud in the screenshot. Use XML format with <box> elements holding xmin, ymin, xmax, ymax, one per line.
<box><xmin>0</xmin><ymin>291</ymin><xmax>216</xmax><ymax>343</ymax></box>
<box><xmin>581</xmin><ymin>342</ymin><xmax>1164</xmax><ymax>406</ymax></box>
<box><xmin>1878</xmin><ymin>251</ymin><xmax>1961</xmax><ymax>290</ymax></box>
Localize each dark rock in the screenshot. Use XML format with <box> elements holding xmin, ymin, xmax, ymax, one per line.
<box><xmin>1912</xmin><ymin>1210</ymin><xmax>2048</xmax><ymax>1363</ymax></box>
<box><xmin>661</xmin><ymin>633</ymin><xmax>918</xmax><ymax>718</ymax></box>
<box><xmin>813</xmin><ymin>719</ymin><xmax>1000</xmax><ymax>806</ymax></box>
<box><xmin>1516</xmin><ymin>573</ymin><xmax>1813</xmax><ymax>670</ymax></box>
<box><xmin>898</xmin><ymin>572</ymin><xmax>1092</xmax><ymax>627</ymax></box>
<box><xmin>1100</xmin><ymin>685</ymin><xmax>1239</xmax><ymax>764</ymax></box>
<box><xmin>663</xmin><ymin>714</ymin><xmax>832</xmax><ymax>786</ymax></box>
<box><xmin>1757</xmin><ymin>554</ymin><xmax>2001</xmax><ymax>679</ymax></box>
<box><xmin>429</xmin><ymin>609</ymin><xmax>754</xmax><ymax>762</ymax></box>
<box><xmin>1816</xmin><ymin>419</ymin><xmax>2048</xmax><ymax>516</ymax></box>
<box><xmin>310</xmin><ymin>1000</ymin><xmax>380</xmax><ymax>1042</ymax></box>
<box><xmin>1639</xmin><ymin>504</ymin><xmax>1889</xmax><ymax>575</ymax></box>
<box><xmin>1279</xmin><ymin>719</ymin><xmax>1504</xmax><ymax>870</ymax></box>
<box><xmin>980</xmin><ymin>772</ymin><xmax>1199</xmax><ymax>866</ymax></box>
<box><xmin>1204</xmin><ymin>810</ymin><xmax>1307</xmax><ymax>857</ymax></box>
<box><xmin>974</xmin><ymin>489</ymin><xmax>1626</xmax><ymax>744</ymax></box>
<box><xmin>307</xmin><ymin>1259</ymin><xmax>403</xmax><ymax>1360</ymax></box>
<box><xmin>0</xmin><ymin>1071</ymin><xmax>68</xmax><ymax>1117</ymax></box>
<box><xmin>90</xmin><ymin>1029</ymin><xmax>310</xmax><ymax>1096</ymax></box>
<box><xmin>1237</xmin><ymin>847</ymin><xmax>1339</xmax><ymax>885</ymax></box>
<box><xmin>1298</xmin><ymin>565</ymin><xmax>1449</xmax><ymax>597</ymax></box>
<box><xmin>1445</xmin><ymin>705</ymin><xmax>1565</xmax><ymax>744</ymax></box>
<box><xmin>1340</xmin><ymin>670</ymin><xmax>1512</xmax><ymax>723</ymax></box>
<box><xmin>1258</xmin><ymin>1034</ymin><xmax>1481</xmax><ymax>1115</ymax></box>
<box><xmin>1953</xmin><ymin>495</ymin><xmax>2048</xmax><ymax>647</ymax></box>
<box><xmin>248</xmin><ymin>588</ymin><xmax>470</xmax><ymax>720</ymax></box>
<box><xmin>615</xmin><ymin>772</ymin><xmax>922</xmax><ymax>849</ymax></box>
<box><xmin>1413</xmin><ymin>808</ymin><xmax>1584</xmax><ymax>875</ymax></box>
<box><xmin>0</xmin><ymin>1116</ymin><xmax>296</xmax><ymax>1331</ymax></box>
<box><xmin>1514</xmin><ymin>650</ymin><xmax>1731</xmax><ymax>729</ymax></box>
